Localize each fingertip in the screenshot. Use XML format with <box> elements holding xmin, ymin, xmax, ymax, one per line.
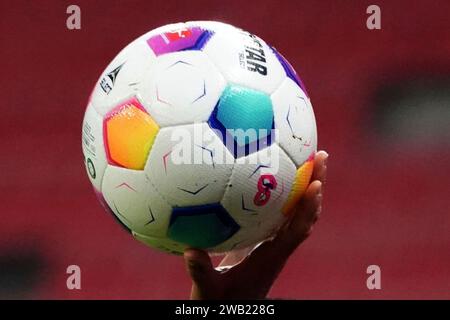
<box><xmin>184</xmin><ymin>248</ymin><xmax>203</xmax><ymax>260</ymax></box>
<box><xmin>307</xmin><ymin>180</ymin><xmax>322</xmax><ymax>197</ymax></box>
<box><xmin>316</xmin><ymin>152</ymin><xmax>328</xmax><ymax>170</ymax></box>
<box><xmin>312</xmin><ymin>151</ymin><xmax>328</xmax><ymax>182</ymax></box>
<box><xmin>315</xmin><ymin>151</ymin><xmax>329</xmax><ymax>165</ymax></box>
<box><xmin>316</xmin><ymin>150</ymin><xmax>329</xmax><ymax>159</ymax></box>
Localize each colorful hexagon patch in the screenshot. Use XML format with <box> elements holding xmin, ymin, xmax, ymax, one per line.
<box><xmin>282</xmin><ymin>153</ymin><xmax>314</xmax><ymax>215</ymax></box>
<box><xmin>168</xmin><ymin>203</ymin><xmax>240</xmax><ymax>248</ymax></box>
<box><xmin>208</xmin><ymin>84</ymin><xmax>274</xmax><ymax>158</ymax></box>
<box><xmin>147</xmin><ymin>26</ymin><xmax>213</xmax><ymax>56</ymax></box>
<box><xmin>103</xmin><ymin>97</ymin><xmax>159</xmax><ymax>170</ymax></box>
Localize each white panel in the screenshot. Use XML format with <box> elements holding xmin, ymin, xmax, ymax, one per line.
<box><xmin>271</xmin><ymin>78</ymin><xmax>317</xmax><ymax>167</ymax></box>
<box><xmin>220</xmin><ymin>144</ymin><xmax>296</xmax><ymax>245</ymax></box>
<box><xmin>133</xmin><ymin>232</ymin><xmax>188</xmax><ymax>255</ymax></box>
<box><xmin>145</xmin><ymin>123</ymin><xmax>234</xmax><ymax>207</ymax></box>
<box><xmin>139</xmin><ymin>51</ymin><xmax>226</xmax><ymax>127</ymax></box>
<box><xmin>211</xmin><ymin>226</ymin><xmax>265</xmax><ymax>253</ymax></box>
<box><xmin>81</xmin><ymin>103</ymin><xmax>107</xmax><ymax>191</ymax></box>
<box><xmin>101</xmin><ymin>165</ymin><xmax>172</xmax><ymax>238</ymax></box>
<box><xmin>203</xmin><ymin>27</ymin><xmax>285</xmax><ymax>94</ymax></box>
<box><xmin>90</xmin><ymin>40</ymin><xmax>157</xmax><ymax>116</ymax></box>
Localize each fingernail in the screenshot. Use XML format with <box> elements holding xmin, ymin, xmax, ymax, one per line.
<box><xmin>316</xmin><ymin>182</ymin><xmax>323</xmax><ymax>195</ymax></box>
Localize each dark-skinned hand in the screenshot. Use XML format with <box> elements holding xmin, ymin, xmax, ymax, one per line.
<box><xmin>183</xmin><ymin>150</ymin><xmax>328</xmax><ymax>299</ymax></box>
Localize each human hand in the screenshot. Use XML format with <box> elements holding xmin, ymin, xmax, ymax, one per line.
<box><xmin>183</xmin><ymin>150</ymin><xmax>329</xmax><ymax>299</ymax></box>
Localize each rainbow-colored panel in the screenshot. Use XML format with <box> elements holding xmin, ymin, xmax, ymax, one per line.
<box><xmin>104</xmin><ymin>97</ymin><xmax>159</xmax><ymax>170</ymax></box>
<box><xmin>282</xmin><ymin>154</ymin><xmax>315</xmax><ymax>215</ymax></box>
<box><xmin>147</xmin><ymin>26</ymin><xmax>213</xmax><ymax>57</ymax></box>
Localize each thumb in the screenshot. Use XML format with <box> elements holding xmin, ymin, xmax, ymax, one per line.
<box><xmin>183</xmin><ymin>248</ymin><xmax>216</xmax><ymax>285</ymax></box>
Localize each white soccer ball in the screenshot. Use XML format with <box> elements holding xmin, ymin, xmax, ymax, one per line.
<box><xmin>82</xmin><ymin>21</ymin><xmax>317</xmax><ymax>255</ymax></box>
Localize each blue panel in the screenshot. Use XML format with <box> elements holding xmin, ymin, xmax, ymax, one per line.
<box><xmin>168</xmin><ymin>203</ymin><xmax>240</xmax><ymax>249</ymax></box>
<box><xmin>208</xmin><ymin>84</ymin><xmax>274</xmax><ymax>158</ymax></box>
<box><xmin>185</xmin><ymin>30</ymin><xmax>214</xmax><ymax>51</ymax></box>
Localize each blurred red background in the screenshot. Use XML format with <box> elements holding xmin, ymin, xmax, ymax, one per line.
<box><xmin>1</xmin><ymin>0</ymin><xmax>449</xmax><ymax>299</ymax></box>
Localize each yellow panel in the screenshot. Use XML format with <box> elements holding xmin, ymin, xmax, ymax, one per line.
<box><xmin>282</xmin><ymin>157</ymin><xmax>314</xmax><ymax>215</ymax></box>
<box><xmin>106</xmin><ymin>99</ymin><xmax>159</xmax><ymax>170</ymax></box>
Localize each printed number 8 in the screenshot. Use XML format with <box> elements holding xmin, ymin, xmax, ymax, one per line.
<box><xmin>253</xmin><ymin>174</ymin><xmax>277</xmax><ymax>206</ymax></box>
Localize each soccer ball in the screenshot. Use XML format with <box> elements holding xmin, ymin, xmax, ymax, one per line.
<box><xmin>82</xmin><ymin>21</ymin><xmax>317</xmax><ymax>255</ymax></box>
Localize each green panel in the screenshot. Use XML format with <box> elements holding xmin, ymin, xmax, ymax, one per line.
<box><xmin>168</xmin><ymin>204</ymin><xmax>240</xmax><ymax>248</ymax></box>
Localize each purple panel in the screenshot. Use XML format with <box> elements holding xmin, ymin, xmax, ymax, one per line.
<box><xmin>147</xmin><ymin>26</ymin><xmax>213</xmax><ymax>56</ymax></box>
<box><xmin>271</xmin><ymin>47</ymin><xmax>309</xmax><ymax>97</ymax></box>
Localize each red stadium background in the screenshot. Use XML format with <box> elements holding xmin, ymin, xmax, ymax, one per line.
<box><xmin>1</xmin><ymin>0</ymin><xmax>449</xmax><ymax>299</ymax></box>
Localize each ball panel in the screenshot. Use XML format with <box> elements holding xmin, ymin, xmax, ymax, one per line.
<box><xmin>221</xmin><ymin>144</ymin><xmax>296</xmax><ymax>245</ymax></box>
<box><xmin>186</xmin><ymin>21</ymin><xmax>238</xmax><ymax>33</ymax></box>
<box><xmin>210</xmin><ymin>226</ymin><xmax>266</xmax><ymax>252</ymax></box>
<box><xmin>145</xmin><ymin>123</ymin><xmax>234</xmax><ymax>207</ymax></box>
<box><xmin>203</xmin><ymin>28</ymin><xmax>285</xmax><ymax>94</ymax></box>
<box><xmin>101</xmin><ymin>165</ymin><xmax>172</xmax><ymax>238</ymax></box>
<box><xmin>133</xmin><ymin>232</ymin><xmax>187</xmax><ymax>255</ymax></box>
<box><xmin>135</xmin><ymin>23</ymin><xmax>186</xmax><ymax>42</ymax></box>
<box><xmin>146</xmin><ymin>24</ymin><xmax>213</xmax><ymax>56</ymax></box>
<box><xmin>282</xmin><ymin>154</ymin><xmax>315</xmax><ymax>215</ymax></box>
<box><xmin>139</xmin><ymin>51</ymin><xmax>226</xmax><ymax>127</ymax></box>
<box><xmin>82</xmin><ymin>103</ymin><xmax>108</xmax><ymax>191</ymax></box>
<box><xmin>168</xmin><ymin>203</ymin><xmax>240</xmax><ymax>249</ymax></box>
<box><xmin>207</xmin><ymin>84</ymin><xmax>275</xmax><ymax>158</ymax></box>
<box><xmin>271</xmin><ymin>47</ymin><xmax>309</xmax><ymax>97</ymax></box>
<box><xmin>103</xmin><ymin>97</ymin><xmax>159</xmax><ymax>170</ymax></box>
<box><xmin>271</xmin><ymin>78</ymin><xmax>317</xmax><ymax>167</ymax></box>
<box><xmin>90</xmin><ymin>40</ymin><xmax>157</xmax><ymax>116</ymax></box>
<box><xmin>94</xmin><ymin>189</ymin><xmax>132</xmax><ymax>233</ymax></box>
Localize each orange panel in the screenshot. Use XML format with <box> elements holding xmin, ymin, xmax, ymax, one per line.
<box><xmin>104</xmin><ymin>98</ymin><xmax>159</xmax><ymax>170</ymax></box>
<box><xmin>282</xmin><ymin>155</ymin><xmax>314</xmax><ymax>215</ymax></box>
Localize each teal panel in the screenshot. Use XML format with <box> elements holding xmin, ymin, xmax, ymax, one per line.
<box><xmin>168</xmin><ymin>204</ymin><xmax>240</xmax><ymax>248</ymax></box>
<box><xmin>216</xmin><ymin>85</ymin><xmax>273</xmax><ymax>146</ymax></box>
